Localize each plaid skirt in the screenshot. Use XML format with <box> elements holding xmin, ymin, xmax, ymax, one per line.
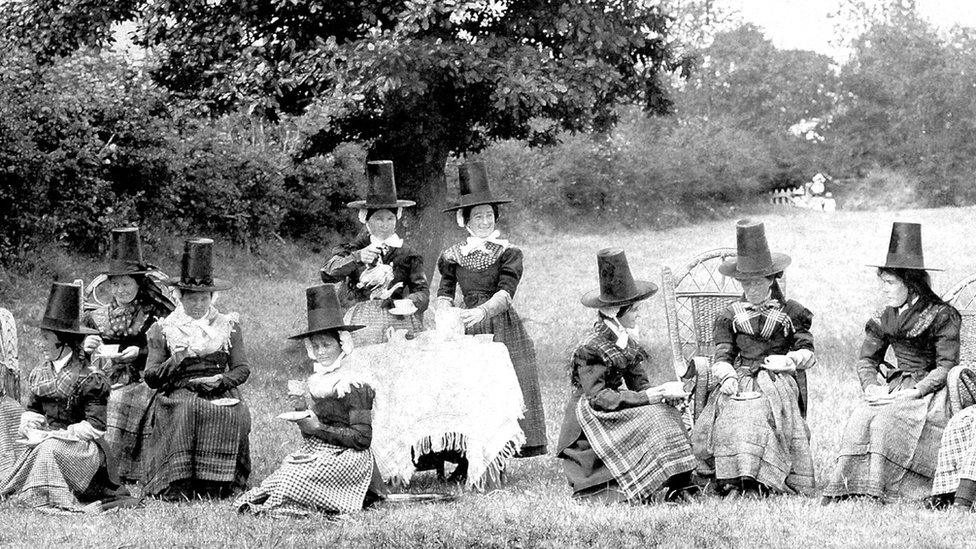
<box><xmin>933</xmin><ymin>406</ymin><xmax>976</xmax><ymax>495</ymax></box>
<box><xmin>823</xmin><ymin>388</ymin><xmax>949</xmax><ymax>500</ymax></box>
<box><xmin>568</xmin><ymin>398</ymin><xmax>696</xmax><ymax>502</ymax></box>
<box><xmin>691</xmin><ymin>371</ymin><xmax>815</xmax><ymax>495</ymax></box>
<box><xmin>105</xmin><ymin>382</ymin><xmax>154</xmax><ymax>482</ymax></box>
<box><xmin>0</xmin><ymin>396</ymin><xmax>23</xmax><ymax>481</ymax></box>
<box><xmin>1</xmin><ymin>438</ymin><xmax>102</xmax><ymax>509</ymax></box>
<box><xmin>235</xmin><ymin>437</ymin><xmax>375</xmax><ymax>515</ymax></box>
<box><xmin>143</xmin><ymin>387</ymin><xmax>251</xmax><ymax>495</ymax></box>
<box><xmin>346</xmin><ymin>300</ymin><xmax>426</xmax><ymax>347</ymax></box>
<box><xmin>466</xmin><ymin>307</ymin><xmax>547</xmax><ymax>453</ymax></box>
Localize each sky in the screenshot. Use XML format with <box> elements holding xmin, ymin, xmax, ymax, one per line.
<box><xmin>727</xmin><ymin>0</ymin><xmax>976</xmax><ymax>60</ymax></box>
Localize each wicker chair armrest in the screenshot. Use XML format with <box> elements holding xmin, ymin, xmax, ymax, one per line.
<box><xmin>947</xmin><ymin>364</ymin><xmax>976</xmax><ymax>417</ymax></box>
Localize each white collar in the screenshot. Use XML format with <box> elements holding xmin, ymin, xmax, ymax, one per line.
<box><xmin>52</xmin><ymin>349</ymin><xmax>73</xmax><ymax>373</ymax></box>
<box><xmin>369</xmin><ymin>234</ymin><xmax>403</xmax><ymax>249</ymax></box>
<box><xmin>459</xmin><ymin>229</ymin><xmax>509</xmax><ymax>256</ymax></box>
<box><xmin>603</xmin><ymin>317</ymin><xmax>629</xmax><ymax>349</ymax></box>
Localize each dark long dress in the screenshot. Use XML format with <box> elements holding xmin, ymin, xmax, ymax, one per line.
<box><xmin>142</xmin><ymin>315</ymin><xmax>252</xmax><ymax>498</ymax></box>
<box><xmin>690</xmin><ymin>298</ymin><xmax>816</xmax><ymax>495</ymax></box>
<box><xmin>557</xmin><ymin>320</ymin><xmax>696</xmax><ymax>502</ymax></box>
<box><xmin>437</xmin><ymin>241</ymin><xmax>547</xmax><ymax>456</ymax></box>
<box><xmin>84</xmin><ymin>299</ymin><xmax>170</xmax><ymax>482</ymax></box>
<box><xmin>236</xmin><ymin>383</ymin><xmax>386</xmax><ymax>515</ymax></box>
<box><xmin>824</xmin><ymin>297</ymin><xmax>961</xmax><ymax>500</ymax></box>
<box><xmin>322</xmin><ymin>233</ymin><xmax>429</xmax><ymax>346</ymax></box>
<box><xmin>1</xmin><ymin>354</ymin><xmax>120</xmax><ymax>508</ymax></box>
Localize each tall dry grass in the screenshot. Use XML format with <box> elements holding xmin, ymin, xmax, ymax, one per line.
<box><xmin>1</xmin><ymin>206</ymin><xmax>976</xmax><ymax>547</ymax></box>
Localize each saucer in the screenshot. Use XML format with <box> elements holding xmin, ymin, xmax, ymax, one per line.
<box><xmin>389</xmin><ymin>305</ymin><xmax>418</xmax><ymax>316</ymax></box>
<box><xmin>210</xmin><ymin>398</ymin><xmax>240</xmax><ymax>407</ymax></box>
<box><xmin>286</xmin><ymin>453</ymin><xmax>317</xmax><ymax>465</ymax></box>
<box><xmin>277</xmin><ymin>410</ymin><xmax>314</xmax><ymax>422</ymax></box>
<box><xmin>731</xmin><ymin>391</ymin><xmax>761</xmax><ymax>401</ymax></box>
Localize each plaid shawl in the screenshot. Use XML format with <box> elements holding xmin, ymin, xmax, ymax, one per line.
<box><xmin>575</xmin><ymin>398</ymin><xmax>696</xmax><ymax>502</ymax></box>
<box><xmin>730</xmin><ymin>300</ymin><xmax>794</xmax><ymax>339</ymax></box>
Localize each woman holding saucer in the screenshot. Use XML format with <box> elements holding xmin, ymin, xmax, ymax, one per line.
<box><xmin>236</xmin><ymin>284</ymin><xmax>386</xmax><ymax>516</ymax></box>
<box><xmin>824</xmin><ymin>222</ymin><xmax>959</xmax><ymax>502</ymax></box>
<box><xmin>142</xmin><ymin>238</ymin><xmax>252</xmax><ymax>499</ymax></box>
<box><xmin>436</xmin><ymin>161</ymin><xmax>547</xmax><ymax>459</ymax></box>
<box><xmin>321</xmin><ymin>161</ymin><xmax>429</xmax><ymax>347</ymax></box>
<box><xmin>82</xmin><ymin>227</ymin><xmax>174</xmax><ymax>482</ymax></box>
<box><xmin>556</xmin><ymin>248</ymin><xmax>698</xmax><ymax>503</ymax></box>
<box><xmin>690</xmin><ymin>219</ymin><xmax>816</xmax><ymax>497</ymax></box>
<box><xmin>2</xmin><ymin>282</ymin><xmax>123</xmax><ymax>509</ymax></box>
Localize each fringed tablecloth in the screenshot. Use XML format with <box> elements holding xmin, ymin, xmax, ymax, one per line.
<box><xmin>342</xmin><ymin>333</ymin><xmax>526</xmax><ymax>489</ymax></box>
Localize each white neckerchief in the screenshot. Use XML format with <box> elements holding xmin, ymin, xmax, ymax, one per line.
<box><xmin>603</xmin><ymin>317</ymin><xmax>629</xmax><ymax>349</ymax></box>
<box><xmin>369</xmin><ymin>234</ymin><xmax>403</xmax><ymax>249</ymax></box>
<box><xmin>159</xmin><ymin>304</ymin><xmax>234</xmax><ymax>356</ymax></box>
<box><xmin>51</xmin><ymin>349</ymin><xmax>73</xmax><ymax>373</ymax></box>
<box><xmin>459</xmin><ymin>229</ymin><xmax>509</xmax><ymax>256</ymax></box>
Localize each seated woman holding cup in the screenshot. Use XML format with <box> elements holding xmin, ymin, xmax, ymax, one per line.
<box><xmin>236</xmin><ymin>284</ymin><xmax>386</xmax><ymax>517</ymax></box>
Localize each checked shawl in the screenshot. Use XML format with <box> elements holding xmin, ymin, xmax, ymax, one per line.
<box><xmin>730</xmin><ymin>300</ymin><xmax>794</xmax><ymax>339</ymax></box>
<box><xmin>575</xmin><ymin>398</ymin><xmax>696</xmax><ymax>502</ymax></box>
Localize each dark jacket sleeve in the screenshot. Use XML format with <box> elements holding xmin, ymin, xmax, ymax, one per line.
<box><xmin>712</xmin><ymin>309</ymin><xmax>738</xmax><ymax>365</ymax></box>
<box><xmin>575</xmin><ymin>345</ymin><xmax>650</xmax><ymax>411</ymax></box>
<box><xmin>786</xmin><ymin>301</ymin><xmax>815</xmax><ymax>352</ymax></box>
<box><xmin>143</xmin><ymin>323</ymin><xmax>178</xmax><ymax>390</ymax></box>
<box><xmin>857</xmin><ymin>316</ymin><xmax>889</xmax><ymax>390</ymax></box>
<box><xmin>436</xmin><ymin>252</ymin><xmax>458</xmax><ymax>301</ymax></box>
<box><xmin>308</xmin><ymin>384</ymin><xmax>374</xmax><ymax>451</ymax></box>
<box><xmin>79</xmin><ymin>371</ymin><xmax>111</xmax><ymax>430</ymax></box>
<box><xmin>321</xmin><ymin>235</ymin><xmax>369</xmax><ymax>283</ymax></box>
<box><xmin>915</xmin><ymin>305</ymin><xmax>962</xmax><ymax>396</ymax></box>
<box><xmin>623</xmin><ymin>347</ymin><xmax>652</xmax><ymax>392</ymax></box>
<box><xmin>496</xmin><ymin>247</ymin><xmax>524</xmax><ymax>298</ymax></box>
<box><xmin>218</xmin><ymin>322</ymin><xmax>250</xmax><ymax>390</ymax></box>
<box><xmin>401</xmin><ymin>250</ymin><xmax>430</xmax><ymax>314</ymax></box>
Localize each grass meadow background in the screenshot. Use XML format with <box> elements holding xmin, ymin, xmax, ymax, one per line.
<box><xmin>2</xmin><ymin>206</ymin><xmax>976</xmax><ymax>547</ymax></box>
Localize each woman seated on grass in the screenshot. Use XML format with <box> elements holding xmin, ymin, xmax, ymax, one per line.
<box><xmin>321</xmin><ymin>160</ymin><xmax>429</xmax><ymax>347</ymax></box>
<box><xmin>690</xmin><ymin>219</ymin><xmax>816</xmax><ymax>498</ymax></box>
<box><xmin>824</xmin><ymin>222</ymin><xmax>960</xmax><ymax>503</ymax></box>
<box><xmin>236</xmin><ymin>284</ymin><xmax>386</xmax><ymax>517</ymax></box>
<box><xmin>557</xmin><ymin>248</ymin><xmax>698</xmax><ymax>504</ymax></box>
<box><xmin>2</xmin><ymin>282</ymin><xmax>124</xmax><ymax>510</ymax></box>
<box><xmin>142</xmin><ymin>238</ymin><xmax>251</xmax><ymax>500</ymax></box>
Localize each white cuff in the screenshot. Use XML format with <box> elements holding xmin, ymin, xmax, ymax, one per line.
<box><xmin>786</xmin><ymin>349</ymin><xmax>815</xmax><ymax>370</ymax></box>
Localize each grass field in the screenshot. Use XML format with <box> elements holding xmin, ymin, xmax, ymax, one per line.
<box><xmin>2</xmin><ymin>206</ymin><xmax>976</xmax><ymax>548</ymax></box>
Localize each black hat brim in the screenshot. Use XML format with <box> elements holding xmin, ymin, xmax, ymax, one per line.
<box><xmin>287</xmin><ymin>324</ymin><xmax>365</xmax><ymax>340</ymax></box>
<box><xmin>442</xmin><ymin>198</ymin><xmax>513</xmax><ymax>212</ymax></box>
<box><xmin>580</xmin><ymin>281</ymin><xmax>659</xmax><ymax>308</ymax></box>
<box><xmin>865</xmin><ymin>262</ymin><xmax>943</xmax><ymax>272</ymax></box>
<box><xmin>347</xmin><ymin>200</ymin><xmax>416</xmax><ymax>209</ymax></box>
<box><xmin>25</xmin><ymin>319</ymin><xmax>100</xmax><ymax>335</ymax></box>
<box><xmin>717</xmin><ymin>253</ymin><xmax>792</xmax><ymax>279</ymax></box>
<box><xmin>168</xmin><ymin>278</ymin><xmax>233</xmax><ymax>292</ymax></box>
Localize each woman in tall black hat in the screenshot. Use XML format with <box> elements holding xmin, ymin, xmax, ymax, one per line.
<box><xmin>436</xmin><ymin>161</ymin><xmax>547</xmax><ymax>460</ymax></box>
<box><xmin>236</xmin><ymin>284</ymin><xmax>386</xmax><ymax>517</ymax></box>
<box><xmin>82</xmin><ymin>227</ymin><xmax>175</xmax><ymax>482</ymax></box>
<box><xmin>824</xmin><ymin>222</ymin><xmax>960</xmax><ymax>503</ymax></box>
<box><xmin>689</xmin><ymin>219</ymin><xmax>816</xmax><ymax>498</ymax></box>
<box><xmin>1</xmin><ymin>282</ymin><xmax>124</xmax><ymax>509</ymax></box>
<box><xmin>321</xmin><ymin>160</ymin><xmax>429</xmax><ymax>347</ymax></box>
<box><xmin>556</xmin><ymin>248</ymin><xmax>697</xmax><ymax>503</ymax></box>
<box><xmin>141</xmin><ymin>238</ymin><xmax>251</xmax><ymax>499</ymax></box>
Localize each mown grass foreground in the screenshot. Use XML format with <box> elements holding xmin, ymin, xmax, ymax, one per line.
<box><xmin>3</xmin><ymin>207</ymin><xmax>976</xmax><ymax>548</ymax></box>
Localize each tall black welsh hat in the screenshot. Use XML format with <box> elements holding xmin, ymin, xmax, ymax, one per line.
<box><xmin>718</xmin><ymin>219</ymin><xmax>792</xmax><ymax>279</ymax></box>
<box><xmin>347</xmin><ymin>161</ymin><xmax>416</xmax><ymax>210</ymax></box>
<box><xmin>443</xmin><ymin>161</ymin><xmax>513</xmax><ymax>212</ymax></box>
<box><xmin>28</xmin><ymin>282</ymin><xmax>99</xmax><ymax>335</ymax></box>
<box><xmin>103</xmin><ymin>227</ymin><xmax>154</xmax><ymax>276</ymax></box>
<box><xmin>868</xmin><ymin>221</ymin><xmax>941</xmax><ymax>271</ymax></box>
<box><xmin>581</xmin><ymin>248</ymin><xmax>658</xmax><ymax>308</ymax></box>
<box><xmin>288</xmin><ymin>284</ymin><xmax>365</xmax><ymax>340</ymax></box>
<box><xmin>169</xmin><ymin>238</ymin><xmax>232</xmax><ymax>292</ymax></box>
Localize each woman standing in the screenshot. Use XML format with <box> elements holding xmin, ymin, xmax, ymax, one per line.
<box><xmin>437</xmin><ymin>161</ymin><xmax>547</xmax><ymax>458</ymax></box>
<box><xmin>2</xmin><ymin>282</ymin><xmax>122</xmax><ymax>509</ymax></box>
<box><xmin>690</xmin><ymin>220</ymin><xmax>816</xmax><ymax>497</ymax></box>
<box><xmin>236</xmin><ymin>284</ymin><xmax>386</xmax><ymax>516</ymax></box>
<box><xmin>142</xmin><ymin>238</ymin><xmax>251</xmax><ymax>499</ymax></box>
<box><xmin>824</xmin><ymin>222</ymin><xmax>959</xmax><ymax>502</ymax></box>
<box><xmin>321</xmin><ymin>161</ymin><xmax>429</xmax><ymax>347</ymax></box>
<box><xmin>83</xmin><ymin>227</ymin><xmax>174</xmax><ymax>482</ymax></box>
<box><xmin>556</xmin><ymin>248</ymin><xmax>697</xmax><ymax>503</ymax></box>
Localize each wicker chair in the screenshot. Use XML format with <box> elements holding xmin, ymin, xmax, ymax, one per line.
<box><xmin>661</xmin><ymin>248</ymin><xmax>740</xmax><ymax>426</ymax></box>
<box><xmin>943</xmin><ymin>274</ymin><xmax>976</xmax><ymax>416</ymax></box>
<box><xmin>0</xmin><ymin>308</ymin><xmax>20</xmax><ymax>404</ymax></box>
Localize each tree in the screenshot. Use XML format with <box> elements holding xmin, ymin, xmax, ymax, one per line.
<box><xmin>6</xmin><ymin>0</ymin><xmax>687</xmax><ymax>269</ymax></box>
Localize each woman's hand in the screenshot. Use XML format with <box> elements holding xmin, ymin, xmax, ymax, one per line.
<box><xmin>18</xmin><ymin>411</ymin><xmax>45</xmax><ymax>438</ymax></box>
<box><xmin>296</xmin><ymin>415</ymin><xmax>323</xmax><ymax>436</ymax></box>
<box><xmin>82</xmin><ymin>336</ymin><xmax>101</xmax><ymax>354</ymax></box>
<box><xmin>864</xmin><ymin>384</ymin><xmax>889</xmax><ymax>399</ymax></box>
<box><xmin>786</xmin><ymin>349</ymin><xmax>816</xmax><ymax>370</ymax></box>
<box><xmin>117</xmin><ymin>346</ymin><xmax>140</xmax><ymax>362</ymax></box>
<box><xmin>459</xmin><ymin>308</ymin><xmax>487</xmax><ymax>328</ymax></box>
<box><xmin>191</xmin><ymin>374</ymin><xmax>223</xmax><ymax>392</ymax></box>
<box><xmin>719</xmin><ymin>377</ymin><xmax>738</xmax><ymax>396</ymax></box>
<box><xmin>893</xmin><ymin>388</ymin><xmax>923</xmax><ymax>400</ymax></box>
<box><xmin>66</xmin><ymin>420</ymin><xmax>102</xmax><ymax>442</ymax></box>
<box><xmin>762</xmin><ymin>355</ymin><xmax>796</xmax><ymax>373</ymax></box>
<box><xmin>359</xmin><ymin>245</ymin><xmax>380</xmax><ymax>264</ymax></box>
